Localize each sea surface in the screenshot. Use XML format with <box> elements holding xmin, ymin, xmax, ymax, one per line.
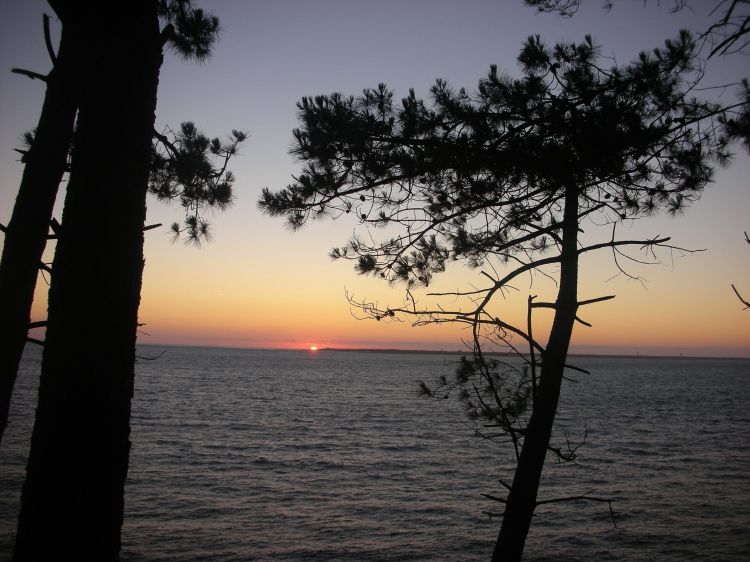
<box><xmin>1</xmin><ymin>346</ymin><xmax>749</xmax><ymax>561</ymax></box>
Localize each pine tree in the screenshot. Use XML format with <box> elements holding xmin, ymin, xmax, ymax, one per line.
<box><xmin>0</xmin><ymin>8</ymin><xmax>80</xmax><ymax>446</ymax></box>
<box><xmin>10</xmin><ymin>2</ymin><xmax>237</xmax><ymax>559</ymax></box>
<box><xmin>0</xmin><ymin>0</ymin><xmax>236</xmax><ymax>447</ymax></box>
<box><xmin>260</xmin><ymin>33</ymin><xmax>746</xmax><ymax>560</ymax></box>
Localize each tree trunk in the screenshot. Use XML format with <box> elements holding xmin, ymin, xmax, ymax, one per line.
<box><xmin>492</xmin><ymin>185</ymin><xmax>580</xmax><ymax>561</ymax></box>
<box><xmin>0</xmin><ymin>24</ymin><xmax>78</xmax><ymax>446</ymax></box>
<box><xmin>13</xmin><ymin>4</ymin><xmax>162</xmax><ymax>560</ymax></box>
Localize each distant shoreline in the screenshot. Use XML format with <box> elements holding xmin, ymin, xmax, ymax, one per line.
<box><xmin>316</xmin><ymin>347</ymin><xmax>749</xmax><ymax>361</ymax></box>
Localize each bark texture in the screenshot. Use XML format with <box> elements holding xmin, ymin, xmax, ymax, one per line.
<box><xmin>492</xmin><ymin>185</ymin><xmax>580</xmax><ymax>561</ymax></box>
<box><xmin>0</xmin><ymin>24</ymin><xmax>78</xmax><ymax>446</ymax></box>
<box><xmin>13</xmin><ymin>3</ymin><xmax>162</xmax><ymax>560</ymax></box>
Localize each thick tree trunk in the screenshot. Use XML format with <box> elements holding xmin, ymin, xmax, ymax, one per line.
<box><xmin>492</xmin><ymin>185</ymin><xmax>580</xmax><ymax>561</ymax></box>
<box><xmin>0</xmin><ymin>25</ymin><xmax>78</xmax><ymax>446</ymax></box>
<box><xmin>13</xmin><ymin>4</ymin><xmax>162</xmax><ymax>560</ymax></box>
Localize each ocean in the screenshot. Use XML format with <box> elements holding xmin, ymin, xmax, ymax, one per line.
<box><xmin>1</xmin><ymin>346</ymin><xmax>749</xmax><ymax>561</ymax></box>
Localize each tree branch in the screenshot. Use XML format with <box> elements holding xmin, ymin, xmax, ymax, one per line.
<box><xmin>535</xmin><ymin>494</ymin><xmax>617</xmax><ymax>528</ymax></box>
<box><xmin>135</xmin><ymin>350</ymin><xmax>167</xmax><ymax>361</ymax></box>
<box><xmin>482</xmin><ymin>493</ymin><xmax>507</xmax><ymax>504</ymax></box>
<box><xmin>11</xmin><ymin>68</ymin><xmax>48</xmax><ymax>82</ymax></box>
<box><xmin>159</xmin><ymin>23</ymin><xmax>174</xmax><ymax>47</ymax></box>
<box><xmin>528</xmin><ymin>295</ymin><xmax>538</xmax><ymax>401</ymax></box>
<box><xmin>43</xmin><ymin>14</ymin><xmax>57</xmax><ymax>64</ymax></box>
<box><xmin>731</xmin><ymin>284</ymin><xmax>750</xmax><ymax>309</ymax></box>
<box><xmin>152</xmin><ymin>128</ymin><xmax>179</xmax><ymax>157</ymax></box>
<box><xmin>574</xmin><ymin>315</ymin><xmax>593</xmax><ymax>327</ymax></box>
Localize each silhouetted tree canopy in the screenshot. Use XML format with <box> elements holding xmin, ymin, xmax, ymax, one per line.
<box><xmin>524</xmin><ymin>1</ymin><xmax>750</xmax><ymax>140</ymax></box>
<box><xmin>261</xmin><ymin>32</ymin><xmax>738</xmax><ymax>286</ymax></box>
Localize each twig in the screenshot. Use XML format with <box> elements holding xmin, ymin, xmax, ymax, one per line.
<box><xmin>482</xmin><ymin>493</ymin><xmax>507</xmax><ymax>503</ymax></box>
<box><xmin>535</xmin><ymin>494</ymin><xmax>617</xmax><ymax>528</ymax></box>
<box><xmin>11</xmin><ymin>68</ymin><xmax>47</xmax><ymax>82</ymax></box>
<box><xmin>135</xmin><ymin>350</ymin><xmax>167</xmax><ymax>361</ymax></box>
<box><xmin>731</xmin><ymin>284</ymin><xmax>749</xmax><ymax>309</ymax></box>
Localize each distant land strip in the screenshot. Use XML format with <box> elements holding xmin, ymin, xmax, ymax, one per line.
<box><xmin>317</xmin><ymin>348</ymin><xmax>749</xmax><ymax>361</ymax></box>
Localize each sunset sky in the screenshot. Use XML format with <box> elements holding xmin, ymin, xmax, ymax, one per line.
<box><xmin>1</xmin><ymin>0</ymin><xmax>748</xmax><ymax>356</ymax></box>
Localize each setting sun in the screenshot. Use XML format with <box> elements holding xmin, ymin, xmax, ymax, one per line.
<box><xmin>309</xmin><ymin>346</ymin><xmax>318</xmax><ymax>351</ymax></box>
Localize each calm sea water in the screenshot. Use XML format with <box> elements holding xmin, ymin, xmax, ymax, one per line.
<box><xmin>1</xmin><ymin>346</ymin><xmax>749</xmax><ymax>561</ymax></box>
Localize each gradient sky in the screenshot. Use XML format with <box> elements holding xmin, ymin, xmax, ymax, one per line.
<box><xmin>1</xmin><ymin>1</ymin><xmax>748</xmax><ymax>356</ymax></box>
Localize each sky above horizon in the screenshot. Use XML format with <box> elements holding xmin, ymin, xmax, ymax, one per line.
<box><xmin>1</xmin><ymin>0</ymin><xmax>748</xmax><ymax>357</ymax></box>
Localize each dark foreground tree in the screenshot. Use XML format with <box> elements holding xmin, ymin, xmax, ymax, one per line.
<box><xmin>0</xmin><ymin>1</ymin><xmax>234</xmax><ymax>447</ymax></box>
<box><xmin>260</xmin><ymin>33</ymin><xmax>745</xmax><ymax>560</ymax></box>
<box><xmin>0</xmin><ymin>9</ymin><xmax>79</xmax><ymax>446</ymax></box>
<box><xmin>11</xmin><ymin>2</ymin><xmax>232</xmax><ymax>560</ymax></box>
<box><xmin>11</xmin><ymin>5</ymin><xmax>163</xmax><ymax>559</ymax></box>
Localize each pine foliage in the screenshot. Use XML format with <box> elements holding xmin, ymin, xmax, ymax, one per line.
<box><xmin>260</xmin><ymin>33</ymin><xmax>738</xmax><ymax>286</ymax></box>
<box><xmin>150</xmin><ymin>122</ymin><xmax>246</xmax><ymax>244</ymax></box>
<box><xmin>158</xmin><ymin>0</ymin><xmax>220</xmax><ymax>60</ymax></box>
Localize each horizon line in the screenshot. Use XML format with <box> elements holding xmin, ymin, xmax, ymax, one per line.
<box><xmin>134</xmin><ymin>342</ymin><xmax>750</xmax><ymax>361</ymax></box>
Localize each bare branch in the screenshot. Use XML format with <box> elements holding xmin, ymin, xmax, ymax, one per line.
<box><xmin>574</xmin><ymin>315</ymin><xmax>593</xmax><ymax>327</ymax></box>
<box><xmin>152</xmin><ymin>128</ymin><xmax>179</xmax><ymax>158</ymax></box>
<box><xmin>731</xmin><ymin>231</ymin><xmax>748</xmax><ymax>309</ymax></box>
<box><xmin>11</xmin><ymin>68</ymin><xmax>48</xmax><ymax>82</ymax></box>
<box><xmin>135</xmin><ymin>350</ymin><xmax>167</xmax><ymax>361</ymax></box>
<box><xmin>535</xmin><ymin>493</ymin><xmax>617</xmax><ymax>528</ymax></box>
<box><xmin>578</xmin><ymin>295</ymin><xmax>616</xmax><ymax>306</ymax></box>
<box><xmin>731</xmin><ymin>284</ymin><xmax>750</xmax><ymax>309</ymax></box>
<box><xmin>527</xmin><ymin>295</ymin><xmax>538</xmax><ymax>401</ymax></box>
<box><xmin>43</xmin><ymin>14</ymin><xmax>56</xmax><ymax>64</ymax></box>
